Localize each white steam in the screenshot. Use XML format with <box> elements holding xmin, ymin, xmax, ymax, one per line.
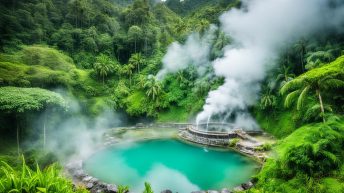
<box><xmin>157</xmin><ymin>25</ymin><xmax>217</xmax><ymax>80</ymax></box>
<box><xmin>32</xmin><ymin>92</ymin><xmax>125</xmax><ymax>161</ymax></box>
<box><xmin>158</xmin><ymin>0</ymin><xmax>344</xmax><ymax>130</ymax></box>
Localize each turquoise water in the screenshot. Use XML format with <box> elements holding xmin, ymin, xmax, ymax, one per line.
<box><xmin>83</xmin><ymin>139</ymin><xmax>257</xmax><ymax>193</ymax></box>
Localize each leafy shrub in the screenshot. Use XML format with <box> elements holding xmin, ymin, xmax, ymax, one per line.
<box><xmin>117</xmin><ymin>185</ymin><xmax>129</xmax><ymax>193</ymax></box>
<box><xmin>253</xmin><ymin>119</ymin><xmax>344</xmax><ymax>192</ymax></box>
<box><xmin>0</xmin><ymin>158</ymin><xmax>88</xmax><ymax>193</ymax></box>
<box><xmin>143</xmin><ymin>182</ymin><xmax>154</xmax><ymax>193</ymax></box>
<box><xmin>228</xmin><ymin>138</ymin><xmax>240</xmax><ymax>147</ymax></box>
<box><xmin>255</xmin><ymin>143</ymin><xmax>272</xmax><ymax>151</ymax></box>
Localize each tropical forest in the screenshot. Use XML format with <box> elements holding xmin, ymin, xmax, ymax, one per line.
<box><xmin>0</xmin><ymin>0</ymin><xmax>343</xmax><ymax>193</ymax></box>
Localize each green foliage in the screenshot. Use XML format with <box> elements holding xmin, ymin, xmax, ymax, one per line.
<box><xmin>157</xmin><ymin>106</ymin><xmax>189</xmax><ymax>122</ymax></box>
<box><xmin>259</xmin><ymin>86</ymin><xmax>277</xmax><ymax>111</ymax></box>
<box><xmin>253</xmin><ymin>118</ymin><xmax>344</xmax><ymax>193</ymax></box>
<box><xmin>254</xmin><ymin>108</ymin><xmax>298</xmax><ymax>138</ymax></box>
<box><xmin>129</xmin><ymin>53</ymin><xmax>145</xmax><ymax>73</ymax></box>
<box><xmin>144</xmin><ymin>76</ymin><xmax>162</xmax><ymax>101</ymax></box>
<box><xmin>143</xmin><ymin>182</ymin><xmax>154</xmax><ymax>193</ymax></box>
<box><xmin>0</xmin><ymin>158</ymin><xmax>88</xmax><ymax>193</ymax></box>
<box><xmin>228</xmin><ymin>138</ymin><xmax>240</xmax><ymax>147</ymax></box>
<box><xmin>280</xmin><ymin>56</ymin><xmax>344</xmax><ymax>122</ymax></box>
<box><xmin>117</xmin><ymin>185</ymin><xmax>129</xmax><ymax>193</ymax></box>
<box><xmin>255</xmin><ymin>143</ymin><xmax>272</xmax><ymax>152</ymax></box>
<box><xmin>0</xmin><ymin>87</ymin><xmax>66</xmax><ymax>113</ymax></box>
<box><xmin>19</xmin><ymin>46</ymin><xmax>74</xmax><ymax>70</ymax></box>
<box><xmin>93</xmin><ymin>54</ymin><xmax>115</xmax><ymax>85</ymax></box>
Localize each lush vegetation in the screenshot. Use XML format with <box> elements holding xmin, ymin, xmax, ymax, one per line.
<box><xmin>0</xmin><ymin>0</ymin><xmax>343</xmax><ymax>193</ymax></box>
<box><xmin>0</xmin><ymin>157</ymin><xmax>87</xmax><ymax>193</ymax></box>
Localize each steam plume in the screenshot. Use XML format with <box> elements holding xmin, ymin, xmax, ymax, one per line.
<box><xmin>158</xmin><ymin>0</ymin><xmax>344</xmax><ymax>130</ymax></box>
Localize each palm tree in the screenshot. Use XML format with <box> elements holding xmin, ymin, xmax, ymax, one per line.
<box><xmin>260</xmin><ymin>87</ymin><xmax>277</xmax><ymax>110</ymax></box>
<box><xmin>94</xmin><ymin>54</ymin><xmax>113</xmax><ymax>85</ymax></box>
<box><xmin>294</xmin><ymin>38</ymin><xmax>307</xmax><ymax>72</ymax></box>
<box><xmin>276</xmin><ymin>65</ymin><xmax>295</xmax><ymax>88</ymax></box>
<box><xmin>195</xmin><ymin>19</ymin><xmax>210</xmax><ymax>34</ymax></box>
<box><xmin>305</xmin><ymin>50</ymin><xmax>334</xmax><ymax>70</ymax></box>
<box><xmin>280</xmin><ymin>75</ymin><xmax>344</xmax><ymax>122</ymax></box>
<box><xmin>123</xmin><ymin>63</ymin><xmax>135</xmax><ymax>86</ymax></box>
<box><xmin>144</xmin><ymin>75</ymin><xmax>162</xmax><ymax>101</ymax></box>
<box><xmin>129</xmin><ymin>53</ymin><xmax>145</xmax><ymax>73</ymax></box>
<box><xmin>136</xmin><ymin>74</ymin><xmax>147</xmax><ymax>89</ymax></box>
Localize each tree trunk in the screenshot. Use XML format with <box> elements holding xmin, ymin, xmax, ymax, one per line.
<box><xmin>300</xmin><ymin>52</ymin><xmax>304</xmax><ymax>72</ymax></box>
<box><xmin>43</xmin><ymin>111</ymin><xmax>46</xmax><ymax>149</ymax></box>
<box><xmin>16</xmin><ymin>114</ymin><xmax>20</xmax><ymax>156</ymax></box>
<box><xmin>134</xmin><ymin>39</ymin><xmax>137</xmax><ymax>53</ymax></box>
<box><xmin>317</xmin><ymin>89</ymin><xmax>325</xmax><ymax>123</ymax></box>
<box><xmin>103</xmin><ymin>75</ymin><xmax>105</xmax><ymax>86</ymax></box>
<box><xmin>117</xmin><ymin>49</ymin><xmax>120</xmax><ymax>62</ymax></box>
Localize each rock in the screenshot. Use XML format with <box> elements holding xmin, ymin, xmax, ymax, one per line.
<box><xmin>233</xmin><ymin>186</ymin><xmax>244</xmax><ymax>192</ymax></box>
<box><xmin>74</xmin><ymin>170</ymin><xmax>86</xmax><ymax>179</ymax></box>
<box><xmin>106</xmin><ymin>184</ymin><xmax>118</xmax><ymax>193</ymax></box>
<box><xmin>220</xmin><ymin>188</ymin><xmax>231</xmax><ymax>193</ymax></box>
<box><xmin>161</xmin><ymin>190</ymin><xmax>172</xmax><ymax>193</ymax></box>
<box><xmin>86</xmin><ymin>182</ymin><xmax>94</xmax><ymax>189</ymax></box>
<box><xmin>191</xmin><ymin>191</ymin><xmax>206</xmax><ymax>193</ymax></box>
<box><xmin>89</xmin><ymin>178</ymin><xmax>99</xmax><ymax>184</ymax></box>
<box><xmin>241</xmin><ymin>181</ymin><xmax>254</xmax><ymax>190</ymax></box>
<box><xmin>98</xmin><ymin>182</ymin><xmax>107</xmax><ymax>189</ymax></box>
<box><xmin>207</xmin><ymin>190</ymin><xmax>219</xmax><ymax>193</ymax></box>
<box><xmin>82</xmin><ymin>176</ymin><xmax>93</xmax><ymax>182</ymax></box>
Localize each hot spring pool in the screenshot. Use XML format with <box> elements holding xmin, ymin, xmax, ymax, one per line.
<box><xmin>83</xmin><ymin>139</ymin><xmax>258</xmax><ymax>192</ymax></box>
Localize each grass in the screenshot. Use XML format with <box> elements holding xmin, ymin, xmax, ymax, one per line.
<box><xmin>254</xmin><ymin>108</ymin><xmax>298</xmax><ymax>138</ymax></box>
<box><xmin>157</xmin><ymin>106</ymin><xmax>190</xmax><ymax>122</ymax></box>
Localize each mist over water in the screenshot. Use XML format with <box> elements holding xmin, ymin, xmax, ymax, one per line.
<box><xmin>157</xmin><ymin>0</ymin><xmax>344</xmax><ymax>130</ymax></box>
<box><xmin>30</xmin><ymin>91</ymin><xmax>125</xmax><ymax>161</ymax></box>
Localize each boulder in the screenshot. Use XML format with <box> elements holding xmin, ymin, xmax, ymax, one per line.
<box><xmin>106</xmin><ymin>184</ymin><xmax>118</xmax><ymax>193</ymax></box>
<box><xmin>86</xmin><ymin>182</ymin><xmax>94</xmax><ymax>189</ymax></box>
<box><xmin>207</xmin><ymin>190</ymin><xmax>219</xmax><ymax>193</ymax></box>
<box><xmin>241</xmin><ymin>181</ymin><xmax>254</xmax><ymax>190</ymax></box>
<box><xmin>220</xmin><ymin>188</ymin><xmax>231</xmax><ymax>193</ymax></box>
<box><xmin>161</xmin><ymin>190</ymin><xmax>172</xmax><ymax>193</ymax></box>
<box><xmin>233</xmin><ymin>186</ymin><xmax>244</xmax><ymax>192</ymax></box>
<box><xmin>82</xmin><ymin>176</ymin><xmax>93</xmax><ymax>182</ymax></box>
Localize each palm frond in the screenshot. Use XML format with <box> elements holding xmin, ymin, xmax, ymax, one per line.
<box><xmin>297</xmin><ymin>86</ymin><xmax>310</xmax><ymax>110</ymax></box>
<box><xmin>321</xmin><ymin>78</ymin><xmax>344</xmax><ymax>89</ymax></box>
<box><xmin>280</xmin><ymin>78</ymin><xmax>304</xmax><ymax>95</ymax></box>
<box><xmin>284</xmin><ymin>90</ymin><xmax>301</xmax><ymax>108</ymax></box>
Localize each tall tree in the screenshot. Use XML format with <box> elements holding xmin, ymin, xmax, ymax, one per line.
<box><xmin>294</xmin><ymin>38</ymin><xmax>307</xmax><ymax>72</ymax></box>
<box><xmin>281</xmin><ymin>75</ymin><xmax>344</xmax><ymax>122</ymax></box>
<box><xmin>276</xmin><ymin>65</ymin><xmax>295</xmax><ymax>88</ymax></box>
<box><xmin>144</xmin><ymin>75</ymin><xmax>162</xmax><ymax>100</ymax></box>
<box><xmin>128</xmin><ymin>25</ymin><xmax>143</xmax><ymax>53</ymax></box>
<box><xmin>0</xmin><ymin>87</ymin><xmax>67</xmax><ymax>154</ymax></box>
<box><xmin>129</xmin><ymin>53</ymin><xmax>145</xmax><ymax>73</ymax></box>
<box><xmin>93</xmin><ymin>54</ymin><xmax>114</xmax><ymax>85</ymax></box>
<box><xmin>123</xmin><ymin>63</ymin><xmax>135</xmax><ymax>86</ymax></box>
